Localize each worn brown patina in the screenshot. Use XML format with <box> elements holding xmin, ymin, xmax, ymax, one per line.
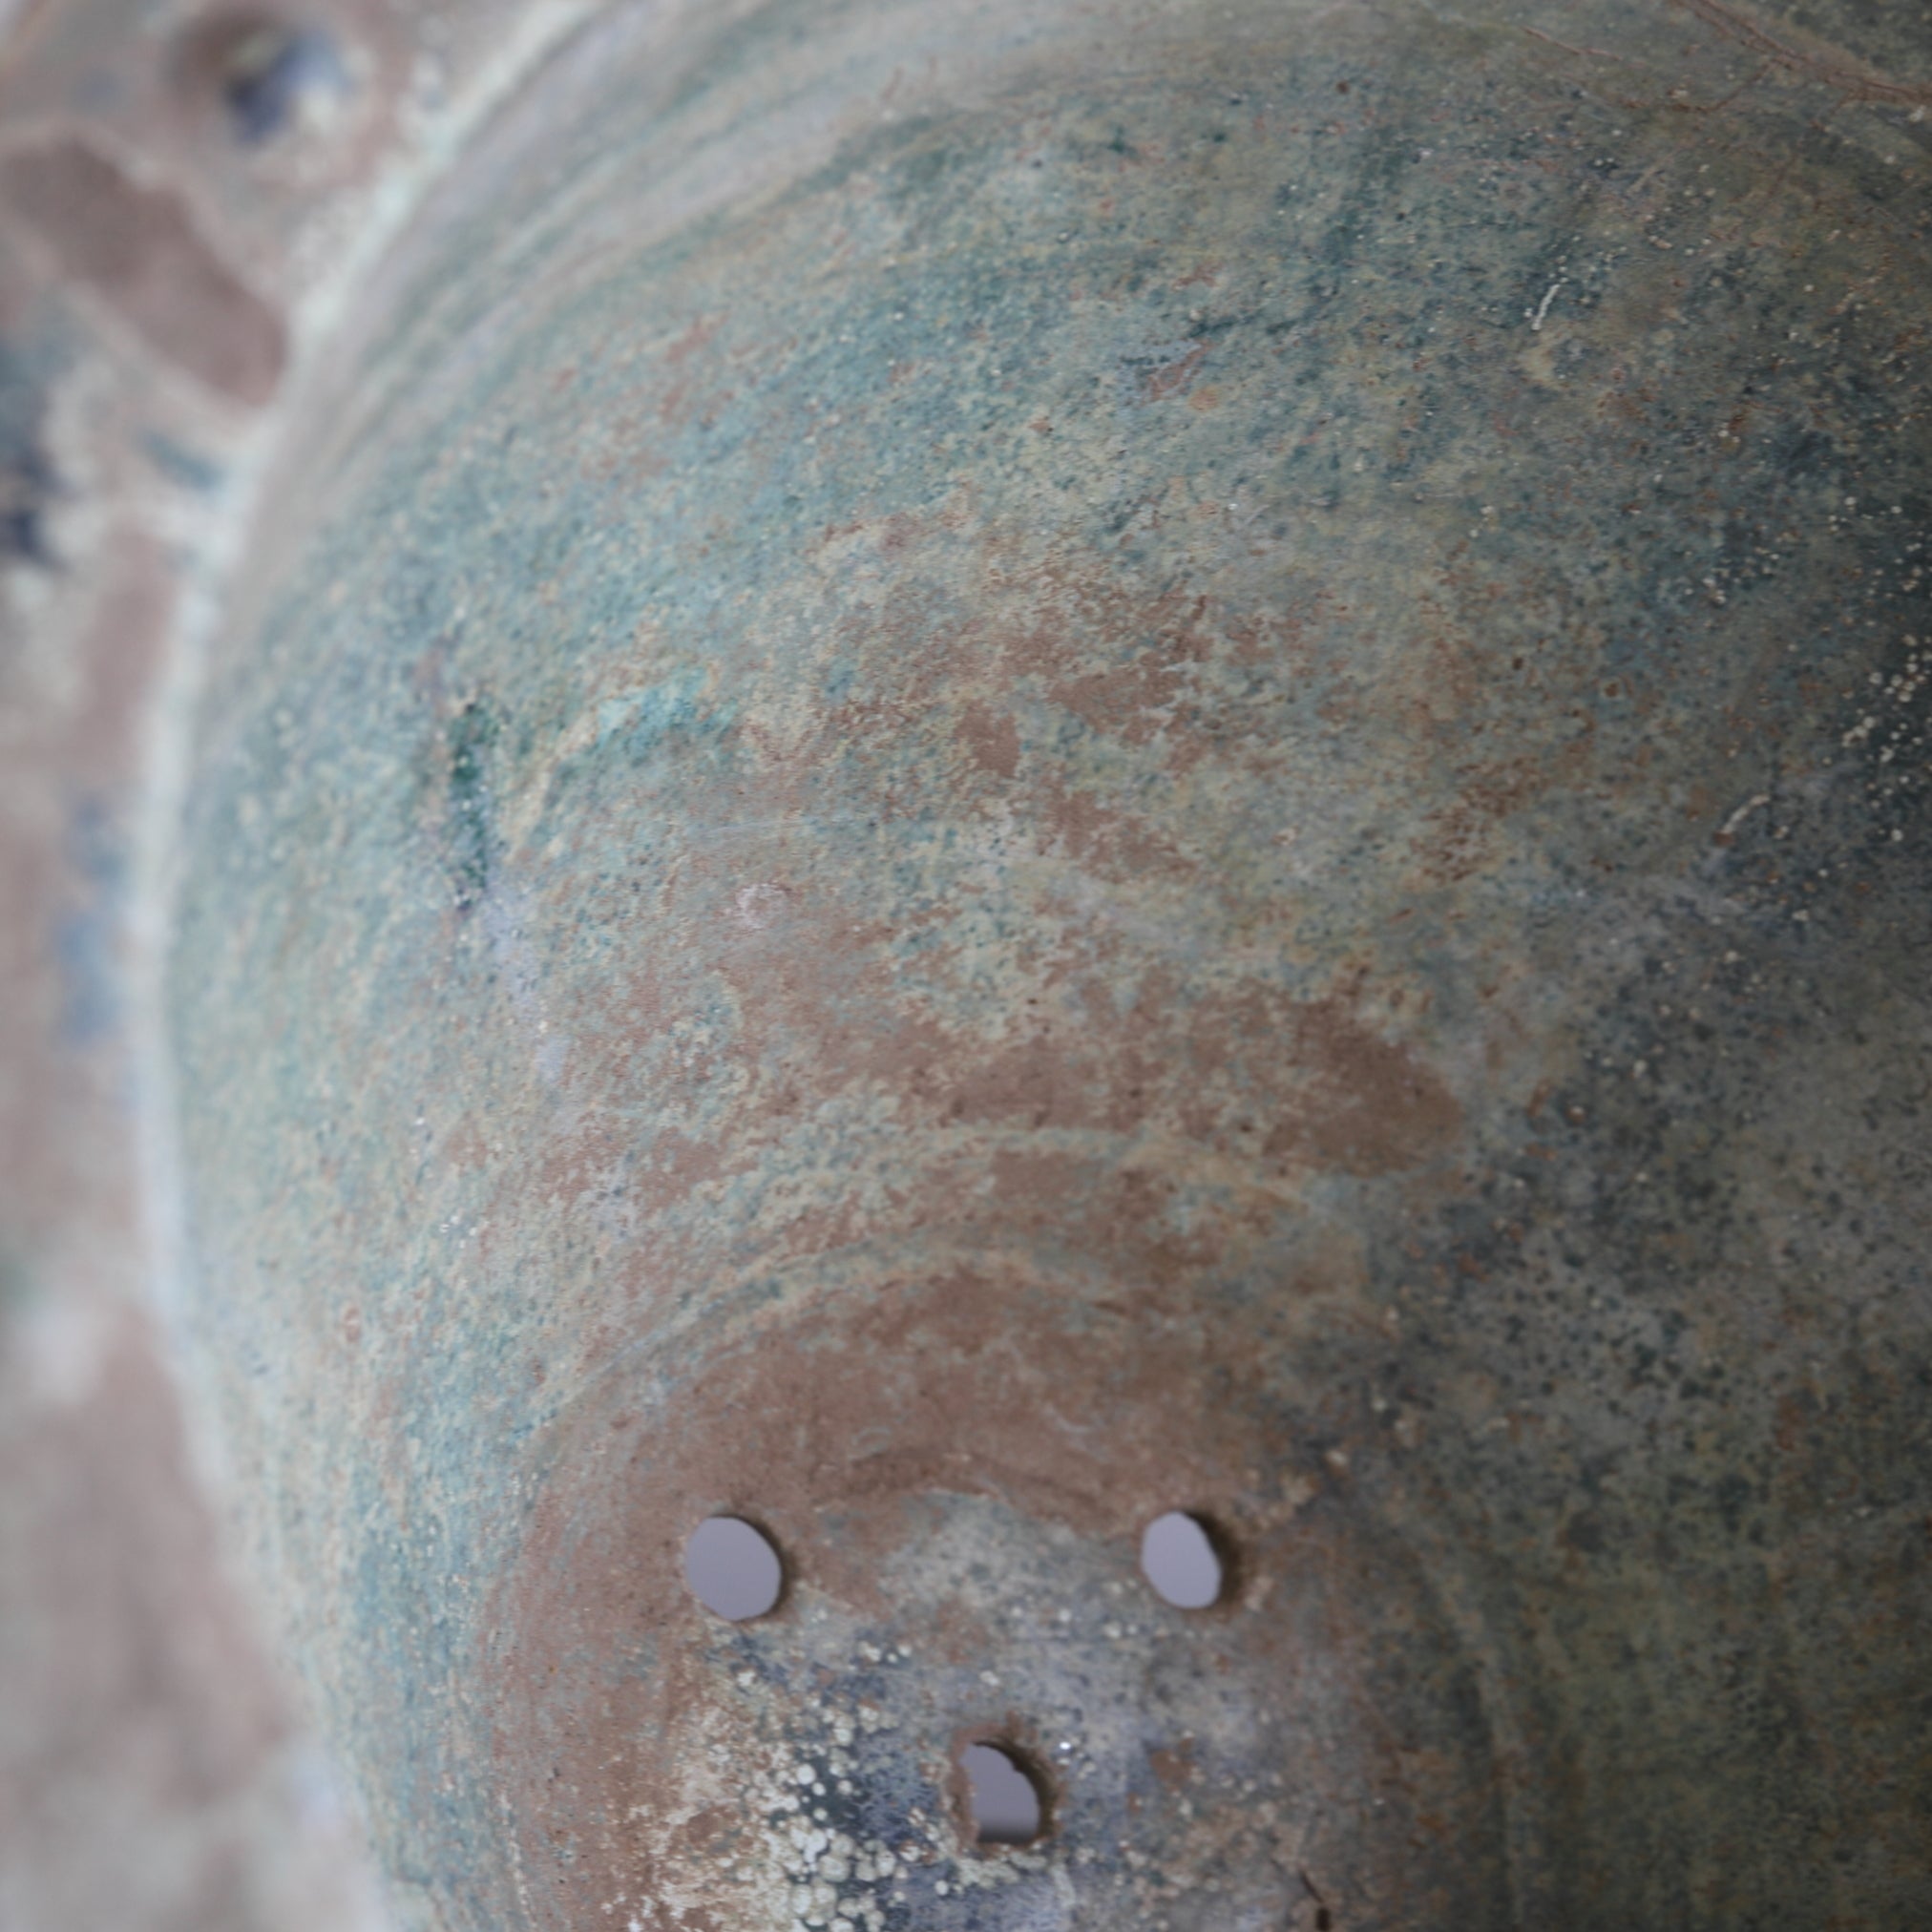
<box><xmin>2</xmin><ymin>0</ymin><xmax>1930</xmax><ymax>1928</ymax></box>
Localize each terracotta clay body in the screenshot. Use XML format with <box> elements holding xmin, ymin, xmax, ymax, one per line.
<box><xmin>2</xmin><ymin>1</ymin><xmax>1929</xmax><ymax>1927</ymax></box>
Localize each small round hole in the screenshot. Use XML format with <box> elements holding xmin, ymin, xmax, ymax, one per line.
<box><xmin>177</xmin><ymin>14</ymin><xmax>353</xmax><ymax>147</ymax></box>
<box><xmin>1140</xmin><ymin>1510</ymin><xmax>1228</xmax><ymax>1608</ymax></box>
<box><xmin>682</xmin><ymin>1516</ymin><xmax>784</xmax><ymax>1621</ymax></box>
<box><xmin>960</xmin><ymin>1742</ymin><xmax>1047</xmax><ymax>1846</ymax></box>
<box><xmin>220</xmin><ymin>24</ymin><xmax>350</xmax><ymax>144</ymax></box>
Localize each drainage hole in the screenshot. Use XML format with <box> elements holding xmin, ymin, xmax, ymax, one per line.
<box><xmin>1140</xmin><ymin>1510</ymin><xmax>1228</xmax><ymax>1608</ymax></box>
<box><xmin>682</xmin><ymin>1516</ymin><xmax>784</xmax><ymax>1621</ymax></box>
<box><xmin>961</xmin><ymin>1742</ymin><xmax>1048</xmax><ymax>1847</ymax></box>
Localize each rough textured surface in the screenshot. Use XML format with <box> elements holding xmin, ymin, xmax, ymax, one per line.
<box><xmin>0</xmin><ymin>0</ymin><xmax>1927</xmax><ymax>1926</ymax></box>
<box><xmin>156</xmin><ymin>2</ymin><xmax>1932</xmax><ymax>1928</ymax></box>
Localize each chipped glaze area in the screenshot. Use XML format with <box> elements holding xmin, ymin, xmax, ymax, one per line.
<box><xmin>166</xmin><ymin>1</ymin><xmax>1931</xmax><ymax>1927</ymax></box>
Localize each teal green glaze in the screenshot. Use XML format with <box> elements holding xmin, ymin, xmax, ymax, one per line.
<box><xmin>168</xmin><ymin>2</ymin><xmax>1932</xmax><ymax>1927</ymax></box>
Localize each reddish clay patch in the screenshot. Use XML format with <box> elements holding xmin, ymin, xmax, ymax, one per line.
<box><xmin>3</xmin><ymin>138</ymin><xmax>284</xmax><ymax>403</ymax></box>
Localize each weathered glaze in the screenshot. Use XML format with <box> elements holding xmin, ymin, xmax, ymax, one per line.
<box><xmin>163</xmin><ymin>1</ymin><xmax>1930</xmax><ymax>1927</ymax></box>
